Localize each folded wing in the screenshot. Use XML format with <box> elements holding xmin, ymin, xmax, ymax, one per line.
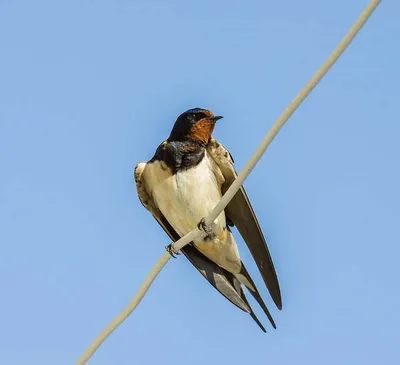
<box><xmin>207</xmin><ymin>139</ymin><xmax>282</xmax><ymax>310</ymax></box>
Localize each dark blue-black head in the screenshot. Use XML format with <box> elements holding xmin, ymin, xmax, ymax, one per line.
<box><xmin>168</xmin><ymin>108</ymin><xmax>223</xmax><ymax>144</ymax></box>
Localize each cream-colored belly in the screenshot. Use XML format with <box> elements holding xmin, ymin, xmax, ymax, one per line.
<box><xmin>143</xmin><ymin>153</ymin><xmax>241</xmax><ymax>273</ymax></box>
<box><xmin>149</xmin><ymin>154</ymin><xmax>225</xmax><ymax>237</ymax></box>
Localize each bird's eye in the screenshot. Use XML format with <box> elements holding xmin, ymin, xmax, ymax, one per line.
<box><xmin>192</xmin><ymin>113</ymin><xmax>197</xmax><ymax>119</ymax></box>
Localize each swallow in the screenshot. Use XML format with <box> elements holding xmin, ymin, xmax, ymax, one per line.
<box><xmin>134</xmin><ymin>108</ymin><xmax>282</xmax><ymax>331</ymax></box>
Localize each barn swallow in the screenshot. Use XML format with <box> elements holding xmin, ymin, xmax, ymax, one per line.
<box><xmin>134</xmin><ymin>108</ymin><xmax>282</xmax><ymax>331</ymax></box>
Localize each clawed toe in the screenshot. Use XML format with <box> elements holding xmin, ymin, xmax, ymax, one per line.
<box><xmin>197</xmin><ymin>217</ymin><xmax>214</xmax><ymax>239</ymax></box>
<box><xmin>165</xmin><ymin>243</ymin><xmax>180</xmax><ymax>258</ymax></box>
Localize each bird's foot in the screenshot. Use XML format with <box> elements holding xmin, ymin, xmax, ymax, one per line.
<box><xmin>165</xmin><ymin>243</ymin><xmax>180</xmax><ymax>258</ymax></box>
<box><xmin>197</xmin><ymin>217</ymin><xmax>214</xmax><ymax>240</ymax></box>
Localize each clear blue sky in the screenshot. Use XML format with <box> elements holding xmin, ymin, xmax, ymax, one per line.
<box><xmin>1</xmin><ymin>1</ymin><xmax>399</xmax><ymax>364</ymax></box>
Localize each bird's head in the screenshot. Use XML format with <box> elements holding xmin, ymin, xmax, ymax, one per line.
<box><xmin>168</xmin><ymin>108</ymin><xmax>223</xmax><ymax>145</ymax></box>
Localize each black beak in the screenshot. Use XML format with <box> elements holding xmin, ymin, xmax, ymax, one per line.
<box><xmin>209</xmin><ymin>116</ymin><xmax>223</xmax><ymax>123</ymax></box>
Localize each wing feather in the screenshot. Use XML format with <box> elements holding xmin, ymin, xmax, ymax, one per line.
<box><xmin>207</xmin><ymin>139</ymin><xmax>282</xmax><ymax>310</ymax></box>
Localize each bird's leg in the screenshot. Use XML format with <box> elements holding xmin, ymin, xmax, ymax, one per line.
<box><xmin>165</xmin><ymin>243</ymin><xmax>180</xmax><ymax>258</ymax></box>
<box><xmin>197</xmin><ymin>217</ymin><xmax>214</xmax><ymax>241</ymax></box>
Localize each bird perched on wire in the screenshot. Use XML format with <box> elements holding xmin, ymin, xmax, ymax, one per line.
<box><xmin>134</xmin><ymin>107</ymin><xmax>281</xmax><ymax>331</ymax></box>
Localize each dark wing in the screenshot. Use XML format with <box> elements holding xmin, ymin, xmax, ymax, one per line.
<box><xmin>207</xmin><ymin>139</ymin><xmax>282</xmax><ymax>310</ymax></box>
<box><xmin>134</xmin><ymin>162</ymin><xmax>267</xmax><ymax>332</ymax></box>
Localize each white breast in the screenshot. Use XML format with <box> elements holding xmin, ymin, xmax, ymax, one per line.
<box><xmin>143</xmin><ymin>152</ymin><xmax>226</xmax><ymax>239</ymax></box>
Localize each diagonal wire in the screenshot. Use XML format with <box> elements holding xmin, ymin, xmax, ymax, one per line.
<box><xmin>76</xmin><ymin>1</ymin><xmax>381</xmax><ymax>363</ymax></box>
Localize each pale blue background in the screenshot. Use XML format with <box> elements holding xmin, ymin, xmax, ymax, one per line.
<box><xmin>1</xmin><ymin>1</ymin><xmax>398</xmax><ymax>364</ymax></box>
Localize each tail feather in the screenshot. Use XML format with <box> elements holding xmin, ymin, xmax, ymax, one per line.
<box><xmin>227</xmin><ymin>271</ymin><xmax>266</xmax><ymax>332</ymax></box>
<box><xmin>235</xmin><ymin>263</ymin><xmax>276</xmax><ymax>329</ymax></box>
